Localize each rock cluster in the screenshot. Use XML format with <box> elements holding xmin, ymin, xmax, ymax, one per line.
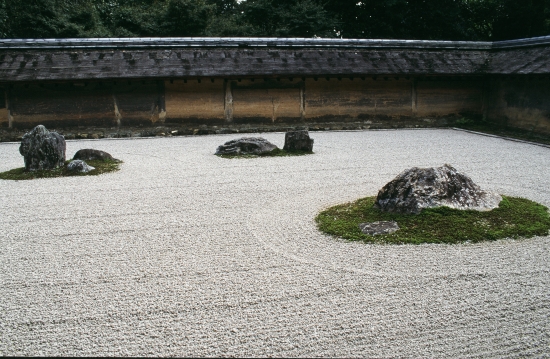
<box><xmin>374</xmin><ymin>164</ymin><xmax>502</xmax><ymax>214</ymax></box>
<box><xmin>67</xmin><ymin>160</ymin><xmax>95</xmax><ymax>173</ymax></box>
<box><xmin>215</xmin><ymin>137</ymin><xmax>278</xmax><ymax>155</ymax></box>
<box><xmin>73</xmin><ymin>149</ymin><xmax>118</xmax><ymax>162</ymax></box>
<box><xmin>19</xmin><ymin>125</ymin><xmax>66</xmax><ymax>171</ymax></box>
<box><xmin>283</xmin><ymin>130</ymin><xmax>314</xmax><ymax>152</ymax></box>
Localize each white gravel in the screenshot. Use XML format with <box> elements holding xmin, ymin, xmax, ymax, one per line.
<box><xmin>1</xmin><ymin>128</ymin><xmax>549</xmax><ymax>357</ymax></box>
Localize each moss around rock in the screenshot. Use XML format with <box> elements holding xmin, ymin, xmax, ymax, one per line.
<box><xmin>0</xmin><ymin>159</ymin><xmax>121</xmax><ymax>180</ymax></box>
<box><xmin>316</xmin><ymin>196</ymin><xmax>550</xmax><ymax>244</ymax></box>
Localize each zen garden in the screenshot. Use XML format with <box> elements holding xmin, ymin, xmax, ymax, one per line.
<box><xmin>2</xmin><ymin>124</ymin><xmax>549</xmax><ymax>245</ymax></box>
<box><xmin>1</xmin><ymin>1</ymin><xmax>550</xmax><ymax>357</ymax></box>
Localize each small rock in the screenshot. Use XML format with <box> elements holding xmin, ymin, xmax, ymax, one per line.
<box><xmin>19</xmin><ymin>125</ymin><xmax>66</xmax><ymax>171</ymax></box>
<box><xmin>67</xmin><ymin>160</ymin><xmax>95</xmax><ymax>173</ymax></box>
<box><xmin>283</xmin><ymin>130</ymin><xmax>314</xmax><ymax>152</ymax></box>
<box><xmin>359</xmin><ymin>221</ymin><xmax>400</xmax><ymax>235</ymax></box>
<box><xmin>215</xmin><ymin>137</ymin><xmax>279</xmax><ymax>155</ymax></box>
<box><xmin>73</xmin><ymin>149</ymin><xmax>119</xmax><ymax>162</ymax></box>
<box><xmin>374</xmin><ymin>164</ymin><xmax>502</xmax><ymax>214</ymax></box>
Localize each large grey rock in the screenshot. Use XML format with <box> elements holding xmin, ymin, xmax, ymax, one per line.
<box><xmin>19</xmin><ymin>125</ymin><xmax>66</xmax><ymax>171</ymax></box>
<box><xmin>283</xmin><ymin>130</ymin><xmax>314</xmax><ymax>152</ymax></box>
<box><xmin>215</xmin><ymin>137</ymin><xmax>279</xmax><ymax>155</ymax></box>
<box><xmin>73</xmin><ymin>149</ymin><xmax>118</xmax><ymax>162</ymax></box>
<box><xmin>359</xmin><ymin>221</ymin><xmax>400</xmax><ymax>235</ymax></box>
<box><xmin>67</xmin><ymin>160</ymin><xmax>95</xmax><ymax>173</ymax></box>
<box><xmin>375</xmin><ymin>164</ymin><xmax>502</xmax><ymax>214</ymax></box>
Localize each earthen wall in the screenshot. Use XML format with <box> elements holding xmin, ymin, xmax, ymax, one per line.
<box><xmin>485</xmin><ymin>77</ymin><xmax>550</xmax><ymax>135</ymax></box>
<box><xmin>1</xmin><ymin>76</ymin><xmax>491</xmax><ymax>130</ymax></box>
<box><xmin>3</xmin><ymin>75</ymin><xmax>550</xmax><ymax>135</ymax></box>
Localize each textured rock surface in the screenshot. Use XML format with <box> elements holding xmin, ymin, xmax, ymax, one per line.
<box><xmin>359</xmin><ymin>221</ymin><xmax>400</xmax><ymax>235</ymax></box>
<box><xmin>19</xmin><ymin>125</ymin><xmax>66</xmax><ymax>171</ymax></box>
<box><xmin>375</xmin><ymin>164</ymin><xmax>502</xmax><ymax>214</ymax></box>
<box><xmin>73</xmin><ymin>149</ymin><xmax>118</xmax><ymax>162</ymax></box>
<box><xmin>67</xmin><ymin>160</ymin><xmax>95</xmax><ymax>173</ymax></box>
<box><xmin>283</xmin><ymin>130</ymin><xmax>314</xmax><ymax>152</ymax></box>
<box><xmin>215</xmin><ymin>137</ymin><xmax>278</xmax><ymax>155</ymax></box>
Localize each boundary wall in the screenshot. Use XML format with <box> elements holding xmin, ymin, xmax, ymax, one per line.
<box><xmin>0</xmin><ymin>37</ymin><xmax>549</xmax><ymax>134</ymax></box>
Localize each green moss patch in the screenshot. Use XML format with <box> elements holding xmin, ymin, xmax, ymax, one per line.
<box><xmin>316</xmin><ymin>196</ymin><xmax>550</xmax><ymax>244</ymax></box>
<box><xmin>0</xmin><ymin>160</ymin><xmax>121</xmax><ymax>180</ymax></box>
<box><xmin>217</xmin><ymin>149</ymin><xmax>313</xmax><ymax>158</ymax></box>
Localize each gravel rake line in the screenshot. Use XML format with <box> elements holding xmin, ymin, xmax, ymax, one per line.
<box><xmin>1</xmin><ymin>129</ymin><xmax>549</xmax><ymax>357</ymax></box>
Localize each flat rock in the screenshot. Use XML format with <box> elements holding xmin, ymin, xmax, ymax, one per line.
<box><xmin>19</xmin><ymin>125</ymin><xmax>66</xmax><ymax>171</ymax></box>
<box><xmin>216</xmin><ymin>137</ymin><xmax>278</xmax><ymax>155</ymax></box>
<box><xmin>283</xmin><ymin>130</ymin><xmax>314</xmax><ymax>152</ymax></box>
<box><xmin>375</xmin><ymin>164</ymin><xmax>502</xmax><ymax>214</ymax></box>
<box><xmin>359</xmin><ymin>221</ymin><xmax>400</xmax><ymax>235</ymax></box>
<box><xmin>73</xmin><ymin>149</ymin><xmax>118</xmax><ymax>162</ymax></box>
<box><xmin>67</xmin><ymin>160</ymin><xmax>95</xmax><ymax>173</ymax></box>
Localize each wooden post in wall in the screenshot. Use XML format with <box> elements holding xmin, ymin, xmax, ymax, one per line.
<box><xmin>113</xmin><ymin>95</ymin><xmax>122</xmax><ymax>126</ymax></box>
<box><xmin>158</xmin><ymin>80</ymin><xmax>166</xmax><ymax>123</ymax></box>
<box><xmin>411</xmin><ymin>78</ymin><xmax>418</xmax><ymax>116</ymax></box>
<box><xmin>224</xmin><ymin>80</ymin><xmax>233</xmax><ymax>123</ymax></box>
<box><xmin>481</xmin><ymin>76</ymin><xmax>488</xmax><ymax>121</ymax></box>
<box><xmin>300</xmin><ymin>82</ymin><xmax>306</xmax><ymax>121</ymax></box>
<box><xmin>5</xmin><ymin>89</ymin><xmax>13</xmax><ymax>128</ymax></box>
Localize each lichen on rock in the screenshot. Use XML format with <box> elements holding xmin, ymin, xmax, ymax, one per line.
<box><xmin>283</xmin><ymin>130</ymin><xmax>314</xmax><ymax>152</ymax></box>
<box><xmin>19</xmin><ymin>125</ymin><xmax>66</xmax><ymax>171</ymax></box>
<box><xmin>215</xmin><ymin>137</ymin><xmax>279</xmax><ymax>155</ymax></box>
<box><xmin>67</xmin><ymin>160</ymin><xmax>95</xmax><ymax>173</ymax></box>
<box><xmin>374</xmin><ymin>164</ymin><xmax>502</xmax><ymax>214</ymax></box>
<box><xmin>359</xmin><ymin>221</ymin><xmax>400</xmax><ymax>235</ymax></box>
<box><xmin>73</xmin><ymin>149</ymin><xmax>119</xmax><ymax>162</ymax></box>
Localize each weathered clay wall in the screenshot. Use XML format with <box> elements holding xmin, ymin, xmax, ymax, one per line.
<box><xmin>4</xmin><ymin>81</ymin><xmax>168</xmax><ymax>129</ymax></box>
<box><xmin>2</xmin><ymin>76</ymin><xmax>490</xmax><ymax>129</ymax></box>
<box><xmin>416</xmin><ymin>78</ymin><xmax>483</xmax><ymax>117</ymax></box>
<box><xmin>485</xmin><ymin>77</ymin><xmax>550</xmax><ymax>135</ymax></box>
<box><xmin>231</xmin><ymin>79</ymin><xmax>303</xmax><ymax>124</ymax></box>
<box><xmin>165</xmin><ymin>79</ymin><xmax>224</xmax><ymax>124</ymax></box>
<box><xmin>114</xmin><ymin>80</ymin><xmax>164</xmax><ymax>126</ymax></box>
<box><xmin>7</xmin><ymin>82</ymin><xmax>115</xmax><ymax>129</ymax></box>
<box><xmin>0</xmin><ymin>86</ymin><xmax>8</xmax><ymax>127</ymax></box>
<box><xmin>306</xmin><ymin>78</ymin><xmax>412</xmax><ymax>121</ymax></box>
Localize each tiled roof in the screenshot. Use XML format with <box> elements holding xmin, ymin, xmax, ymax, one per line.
<box><xmin>0</xmin><ymin>37</ymin><xmax>495</xmax><ymax>50</ymax></box>
<box><xmin>0</xmin><ymin>36</ymin><xmax>548</xmax><ymax>81</ymax></box>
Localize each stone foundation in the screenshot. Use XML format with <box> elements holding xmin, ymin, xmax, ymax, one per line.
<box><xmin>0</xmin><ymin>118</ymin><xmax>457</xmax><ymax>143</ymax></box>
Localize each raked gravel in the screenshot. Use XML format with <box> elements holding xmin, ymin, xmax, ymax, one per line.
<box><xmin>1</xmin><ymin>129</ymin><xmax>549</xmax><ymax>357</ymax></box>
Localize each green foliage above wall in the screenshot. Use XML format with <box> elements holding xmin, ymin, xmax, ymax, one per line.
<box><xmin>0</xmin><ymin>0</ymin><xmax>549</xmax><ymax>40</ymax></box>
